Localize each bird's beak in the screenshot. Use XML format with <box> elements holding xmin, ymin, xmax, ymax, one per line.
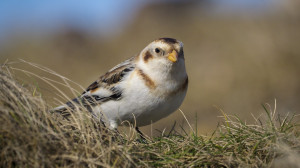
<box><xmin>168</xmin><ymin>50</ymin><xmax>178</xmax><ymax>62</ymax></box>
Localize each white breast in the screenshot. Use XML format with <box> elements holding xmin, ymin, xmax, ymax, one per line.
<box><xmin>92</xmin><ymin>69</ymin><xmax>187</xmax><ymax>128</ymax></box>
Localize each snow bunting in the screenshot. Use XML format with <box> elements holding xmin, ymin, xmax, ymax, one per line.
<box><xmin>54</xmin><ymin>38</ymin><xmax>188</xmax><ymax>131</ymax></box>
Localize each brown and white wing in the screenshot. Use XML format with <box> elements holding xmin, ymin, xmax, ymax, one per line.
<box><xmin>53</xmin><ymin>57</ymin><xmax>136</xmax><ymax>113</ymax></box>
<box><xmin>80</xmin><ymin>61</ymin><xmax>135</xmax><ymax>106</ymax></box>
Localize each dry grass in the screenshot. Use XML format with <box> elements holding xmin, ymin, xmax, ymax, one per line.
<box><xmin>0</xmin><ymin>64</ymin><xmax>138</xmax><ymax>167</ymax></box>
<box><xmin>0</xmin><ymin>64</ymin><xmax>300</xmax><ymax>168</ymax></box>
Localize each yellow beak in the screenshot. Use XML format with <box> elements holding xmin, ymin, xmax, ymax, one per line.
<box><xmin>168</xmin><ymin>50</ymin><xmax>178</xmax><ymax>62</ymax></box>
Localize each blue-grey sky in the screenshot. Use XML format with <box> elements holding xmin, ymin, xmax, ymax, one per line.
<box><xmin>0</xmin><ymin>0</ymin><xmax>273</xmax><ymax>42</ymax></box>
<box><xmin>0</xmin><ymin>1</ymin><xmax>145</xmax><ymax>38</ymax></box>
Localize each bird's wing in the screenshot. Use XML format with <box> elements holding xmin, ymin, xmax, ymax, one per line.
<box><xmin>79</xmin><ymin>57</ymin><xmax>135</xmax><ymax>106</ymax></box>
<box><xmin>53</xmin><ymin>57</ymin><xmax>136</xmax><ymax>113</ymax></box>
<box><xmin>85</xmin><ymin>56</ymin><xmax>135</xmax><ymax>93</ymax></box>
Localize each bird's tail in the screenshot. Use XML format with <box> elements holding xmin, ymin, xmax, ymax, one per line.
<box><xmin>51</xmin><ymin>98</ymin><xmax>81</xmax><ymax>117</ymax></box>
<box><xmin>52</xmin><ymin>104</ymin><xmax>68</xmax><ymax>112</ymax></box>
<box><xmin>51</xmin><ymin>98</ymin><xmax>107</xmax><ymax>128</ymax></box>
<box><xmin>51</xmin><ymin>96</ymin><xmax>96</xmax><ymax>113</ymax></box>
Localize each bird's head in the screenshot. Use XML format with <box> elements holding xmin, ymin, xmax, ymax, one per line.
<box><xmin>139</xmin><ymin>37</ymin><xmax>184</xmax><ymax>69</ymax></box>
<box><xmin>137</xmin><ymin>37</ymin><xmax>186</xmax><ymax>80</ymax></box>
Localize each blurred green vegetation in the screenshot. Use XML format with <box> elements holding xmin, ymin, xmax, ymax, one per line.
<box><xmin>1</xmin><ymin>0</ymin><xmax>299</xmax><ymax>135</ymax></box>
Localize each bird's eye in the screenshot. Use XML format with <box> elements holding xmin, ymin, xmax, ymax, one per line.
<box><xmin>155</xmin><ymin>48</ymin><xmax>160</xmax><ymax>53</ymax></box>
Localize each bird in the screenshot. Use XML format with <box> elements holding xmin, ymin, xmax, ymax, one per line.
<box><xmin>54</xmin><ymin>37</ymin><xmax>188</xmax><ymax>135</ymax></box>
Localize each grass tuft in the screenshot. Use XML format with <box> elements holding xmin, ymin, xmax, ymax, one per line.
<box><xmin>0</xmin><ymin>64</ymin><xmax>300</xmax><ymax>167</ymax></box>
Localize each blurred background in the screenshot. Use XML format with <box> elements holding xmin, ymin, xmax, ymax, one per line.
<box><xmin>1</xmin><ymin>0</ymin><xmax>299</xmax><ymax>136</ymax></box>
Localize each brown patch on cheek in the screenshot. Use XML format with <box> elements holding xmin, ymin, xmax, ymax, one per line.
<box><xmin>143</xmin><ymin>51</ymin><xmax>153</xmax><ymax>63</ymax></box>
<box><xmin>137</xmin><ymin>69</ymin><xmax>156</xmax><ymax>90</ymax></box>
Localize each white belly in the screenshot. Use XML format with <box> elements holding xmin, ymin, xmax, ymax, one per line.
<box><xmin>92</xmin><ymin>71</ymin><xmax>187</xmax><ymax>128</ymax></box>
